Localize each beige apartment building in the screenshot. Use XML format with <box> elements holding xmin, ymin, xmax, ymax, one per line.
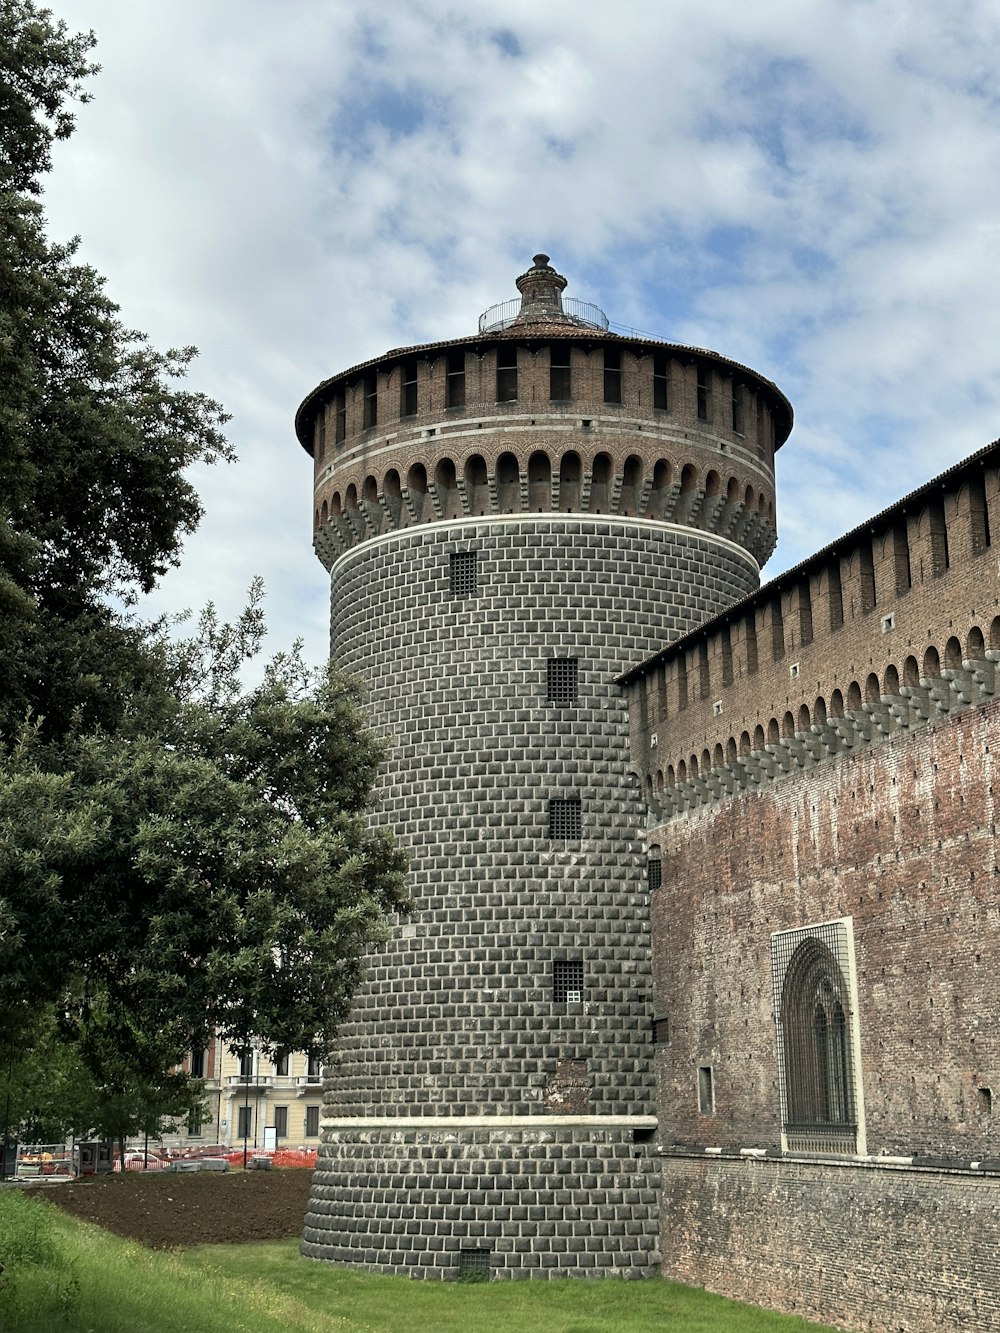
<box><xmin>177</xmin><ymin>1041</ymin><xmax>324</xmax><ymax>1151</ymax></box>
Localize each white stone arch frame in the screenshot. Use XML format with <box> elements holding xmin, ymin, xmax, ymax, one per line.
<box><xmin>770</xmin><ymin>916</ymin><xmax>867</xmax><ymax>1156</ymax></box>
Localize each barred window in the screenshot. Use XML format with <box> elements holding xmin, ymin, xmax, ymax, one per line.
<box><xmin>457</xmin><ymin>1248</ymin><xmax>491</xmax><ymax>1283</ymax></box>
<box><xmin>553</xmin><ymin>959</ymin><xmax>584</xmax><ymax>1003</ymax></box>
<box><xmin>548</xmin><ymin>797</ymin><xmax>581</xmax><ymax>839</ymax></box>
<box><xmin>547</xmin><ymin>657</ymin><xmax>578</xmax><ymax>704</ymax></box>
<box><xmin>651</xmin><ymin>1016</ymin><xmax>670</xmax><ymax>1044</ymax></box>
<box><xmin>449</xmin><ymin>551</ymin><xmax>477</xmax><ymax>597</ymax></box>
<box><xmin>647</xmin><ymin>854</ymin><xmax>662</xmax><ymax>891</ymax></box>
<box><xmin>772</xmin><ymin>920</ymin><xmax>862</xmax><ymax>1155</ymax></box>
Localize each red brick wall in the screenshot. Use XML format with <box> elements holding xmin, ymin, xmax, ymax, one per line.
<box><xmin>650</xmin><ymin>698</ymin><xmax>1000</xmax><ymax>1159</ymax></box>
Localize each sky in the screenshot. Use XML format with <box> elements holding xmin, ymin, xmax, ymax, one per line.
<box><xmin>42</xmin><ymin>0</ymin><xmax>1000</xmax><ymax>672</ymax></box>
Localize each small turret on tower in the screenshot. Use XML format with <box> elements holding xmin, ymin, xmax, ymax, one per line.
<box><xmin>513</xmin><ymin>253</ymin><xmax>568</xmax><ymax>323</ymax></box>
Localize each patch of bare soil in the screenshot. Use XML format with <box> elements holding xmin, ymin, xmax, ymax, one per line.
<box><xmin>39</xmin><ymin>1168</ymin><xmax>314</xmax><ymax>1250</ymax></box>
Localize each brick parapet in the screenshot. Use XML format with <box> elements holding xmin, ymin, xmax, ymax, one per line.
<box><xmin>625</xmin><ymin>448</ymin><xmax>1000</xmax><ymax>818</ymax></box>
<box><xmin>305</xmin><ymin>335</ymin><xmax>785</xmax><ymax>572</ymax></box>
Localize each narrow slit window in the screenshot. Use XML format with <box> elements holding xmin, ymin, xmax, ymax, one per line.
<box><xmin>732</xmin><ymin>386</ymin><xmax>744</xmax><ymax>435</ymax></box>
<box><xmin>653</xmin><ymin>353</ymin><xmax>668</xmax><ymax>410</ymax></box>
<box><xmin>547</xmin><ymin>657</ymin><xmax>578</xmax><ymax>704</ymax></box>
<box><xmin>316</xmin><ymin>412</ymin><xmax>326</xmax><ymax>461</ymax></box>
<box><xmin>363</xmin><ymin>375</ymin><xmax>378</xmax><ymax>429</ymax></box>
<box><xmin>696</xmin><ymin>367</ymin><xmax>710</xmax><ymax>421</ymax></box>
<box><xmin>553</xmin><ymin>959</ymin><xmax>584</xmax><ymax>1003</ymax></box>
<box><xmin>550</xmin><ymin>344</ymin><xmax>571</xmax><ymax>401</ymax></box>
<box><xmin>446</xmin><ymin>350</ymin><xmax>466</xmax><ymax>407</ymax></box>
<box><xmin>449</xmin><ymin>551</ymin><xmax>477</xmax><ymax>597</ymax></box>
<box><xmin>698</xmin><ymin>1066</ymin><xmax>714</xmax><ymax>1114</ymax></box>
<box><xmin>335</xmin><ymin>396</ymin><xmax>346</xmax><ymax>443</ymax></box>
<box><xmin>400</xmin><ymin>361</ymin><xmax>417</xmax><ymax>417</ymax></box>
<box><xmin>496</xmin><ymin>345</ymin><xmax>518</xmax><ymax>402</ymax></box>
<box><xmin>604</xmin><ymin>347</ymin><xmax>622</xmax><ymax>404</ymax></box>
<box><xmin>549</xmin><ymin>797</ymin><xmax>581</xmax><ymax>839</ymax></box>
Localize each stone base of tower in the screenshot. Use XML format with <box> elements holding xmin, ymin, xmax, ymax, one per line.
<box><xmin>301</xmin><ymin>1117</ymin><xmax>660</xmax><ymax>1279</ymax></box>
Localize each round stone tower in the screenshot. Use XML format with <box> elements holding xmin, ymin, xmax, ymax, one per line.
<box><xmin>296</xmin><ymin>256</ymin><xmax>791</xmax><ymax>1279</ymax></box>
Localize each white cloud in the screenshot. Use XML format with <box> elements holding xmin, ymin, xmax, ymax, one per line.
<box><xmin>38</xmin><ymin>0</ymin><xmax>1000</xmax><ymax>667</ymax></box>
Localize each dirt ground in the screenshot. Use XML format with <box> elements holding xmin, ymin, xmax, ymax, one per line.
<box><xmin>37</xmin><ymin>1167</ymin><xmax>314</xmax><ymax>1250</ymax></box>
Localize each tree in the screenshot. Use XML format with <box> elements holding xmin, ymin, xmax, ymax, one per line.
<box><xmin>0</xmin><ymin>4</ymin><xmax>408</xmax><ymax>1092</ymax></box>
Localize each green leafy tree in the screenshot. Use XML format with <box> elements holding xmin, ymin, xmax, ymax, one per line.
<box><xmin>0</xmin><ymin>4</ymin><xmax>408</xmax><ymax>1099</ymax></box>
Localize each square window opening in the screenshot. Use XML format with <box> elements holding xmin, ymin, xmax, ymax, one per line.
<box><xmin>548</xmin><ymin>797</ymin><xmax>581</xmax><ymax>840</ymax></box>
<box><xmin>553</xmin><ymin>959</ymin><xmax>584</xmax><ymax>1003</ymax></box>
<box><xmin>547</xmin><ymin>657</ymin><xmax>578</xmax><ymax>704</ymax></box>
<box><xmin>457</xmin><ymin>1248</ymin><xmax>491</xmax><ymax>1283</ymax></box>
<box><xmin>450</xmin><ymin>551</ymin><xmax>477</xmax><ymax>597</ymax></box>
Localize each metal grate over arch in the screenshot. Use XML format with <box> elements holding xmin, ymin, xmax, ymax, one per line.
<box><xmin>770</xmin><ymin>918</ymin><xmax>865</xmax><ymax>1156</ymax></box>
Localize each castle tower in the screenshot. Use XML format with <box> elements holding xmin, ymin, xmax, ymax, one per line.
<box><xmin>296</xmin><ymin>257</ymin><xmax>792</xmax><ymax>1278</ymax></box>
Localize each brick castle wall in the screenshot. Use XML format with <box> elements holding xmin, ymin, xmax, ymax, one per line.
<box><xmin>660</xmin><ymin>1155</ymin><xmax>1000</xmax><ymax>1333</ymax></box>
<box><xmin>648</xmin><ymin>699</ymin><xmax>1000</xmax><ymax>1159</ymax></box>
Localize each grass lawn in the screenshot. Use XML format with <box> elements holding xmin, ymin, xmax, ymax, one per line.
<box><xmin>0</xmin><ymin>1189</ymin><xmax>840</xmax><ymax>1332</ymax></box>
